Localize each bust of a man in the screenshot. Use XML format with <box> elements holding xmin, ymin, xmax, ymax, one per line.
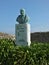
<box><xmin>16</xmin><ymin>9</ymin><xmax>29</xmax><ymax>24</ymax></box>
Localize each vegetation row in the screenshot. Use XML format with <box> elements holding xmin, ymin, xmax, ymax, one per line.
<box><xmin>0</xmin><ymin>39</ymin><xmax>49</xmax><ymax>65</ymax></box>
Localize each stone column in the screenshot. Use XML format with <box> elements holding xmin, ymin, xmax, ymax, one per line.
<box><xmin>15</xmin><ymin>23</ymin><xmax>31</xmax><ymax>46</ymax></box>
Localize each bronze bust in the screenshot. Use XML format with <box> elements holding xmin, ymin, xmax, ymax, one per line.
<box><xmin>16</xmin><ymin>9</ymin><xmax>29</xmax><ymax>24</ymax></box>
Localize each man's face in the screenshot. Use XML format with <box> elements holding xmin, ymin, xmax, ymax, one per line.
<box><xmin>20</xmin><ymin>9</ymin><xmax>25</xmax><ymax>16</ymax></box>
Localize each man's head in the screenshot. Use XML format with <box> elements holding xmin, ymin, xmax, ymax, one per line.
<box><xmin>20</xmin><ymin>8</ymin><xmax>25</xmax><ymax>16</ymax></box>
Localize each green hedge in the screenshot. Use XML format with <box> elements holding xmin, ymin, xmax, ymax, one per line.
<box><xmin>0</xmin><ymin>39</ymin><xmax>49</xmax><ymax>65</ymax></box>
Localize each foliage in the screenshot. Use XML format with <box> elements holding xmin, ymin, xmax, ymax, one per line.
<box><xmin>0</xmin><ymin>39</ymin><xmax>49</xmax><ymax>65</ymax></box>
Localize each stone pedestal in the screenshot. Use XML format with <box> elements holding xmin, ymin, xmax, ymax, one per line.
<box><xmin>15</xmin><ymin>23</ymin><xmax>31</xmax><ymax>46</ymax></box>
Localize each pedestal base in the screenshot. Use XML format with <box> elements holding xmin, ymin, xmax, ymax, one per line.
<box><xmin>15</xmin><ymin>23</ymin><xmax>31</xmax><ymax>46</ymax></box>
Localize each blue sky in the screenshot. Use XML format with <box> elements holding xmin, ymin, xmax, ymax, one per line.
<box><xmin>0</xmin><ymin>0</ymin><xmax>49</xmax><ymax>34</ymax></box>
